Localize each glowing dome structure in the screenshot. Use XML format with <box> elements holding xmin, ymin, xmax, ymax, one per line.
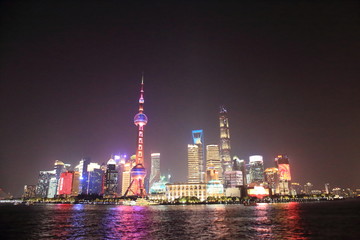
<box><xmin>134</xmin><ymin>113</ymin><xmax>148</xmax><ymax>126</ymax></box>
<box><xmin>54</xmin><ymin>160</ymin><xmax>64</xmax><ymax>166</ymax></box>
<box><xmin>107</xmin><ymin>158</ymin><xmax>116</xmax><ymax>165</ymax></box>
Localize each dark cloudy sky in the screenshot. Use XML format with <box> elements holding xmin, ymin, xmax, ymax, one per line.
<box><xmin>1</xmin><ymin>1</ymin><xmax>359</xmax><ymax>196</ymax></box>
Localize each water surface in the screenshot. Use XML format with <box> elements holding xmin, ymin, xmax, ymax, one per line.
<box><xmin>1</xmin><ymin>199</ymin><xmax>359</xmax><ymax>239</ymax></box>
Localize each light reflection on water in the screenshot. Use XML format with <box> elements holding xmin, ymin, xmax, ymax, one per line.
<box><xmin>1</xmin><ymin>200</ymin><xmax>359</xmax><ymax>239</ymax></box>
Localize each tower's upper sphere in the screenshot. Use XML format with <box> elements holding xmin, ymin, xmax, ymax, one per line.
<box><xmin>134</xmin><ymin>113</ymin><xmax>148</xmax><ymax>126</ymax></box>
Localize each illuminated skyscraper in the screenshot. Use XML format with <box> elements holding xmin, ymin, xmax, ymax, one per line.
<box><xmin>149</xmin><ymin>153</ymin><xmax>161</xmax><ymax>189</ymax></box>
<box><xmin>192</xmin><ymin>130</ymin><xmax>205</xmax><ymax>182</ymax></box>
<box><xmin>57</xmin><ymin>171</ymin><xmax>75</xmax><ymax>196</ymax></box>
<box><xmin>264</xmin><ymin>167</ymin><xmax>278</xmax><ymax>195</ymax></box>
<box><xmin>206</xmin><ymin>145</ymin><xmax>222</xmax><ymax>181</ymax></box>
<box><xmin>121</xmin><ymin>161</ymin><xmax>132</xmax><ymax>196</ymax></box>
<box><xmin>249</xmin><ymin>155</ymin><xmax>265</xmax><ymax>184</ymax></box>
<box><xmin>125</xmin><ymin>77</ymin><xmax>148</xmax><ymax>198</ymax></box>
<box><xmin>78</xmin><ymin>157</ymin><xmax>90</xmax><ymax>195</ymax></box>
<box><xmin>54</xmin><ymin>160</ymin><xmax>65</xmax><ymax>186</ymax></box>
<box><xmin>47</xmin><ymin>177</ymin><xmax>58</xmax><ymax>198</ymax></box>
<box><xmin>188</xmin><ymin>144</ymin><xmax>200</xmax><ymax>183</ymax></box>
<box><xmin>23</xmin><ymin>185</ymin><xmax>36</xmax><ymax>199</ymax></box>
<box><xmin>104</xmin><ymin>158</ymin><xmax>118</xmax><ymax>197</ymax></box>
<box><xmin>304</xmin><ymin>182</ymin><xmax>313</xmax><ymax>195</ymax></box>
<box><xmin>275</xmin><ymin>154</ymin><xmax>291</xmax><ymax>195</ymax></box>
<box><xmin>36</xmin><ymin>170</ymin><xmax>55</xmax><ymax>198</ymax></box>
<box><xmin>325</xmin><ymin>183</ymin><xmax>330</xmax><ymax>194</ymax></box>
<box><xmin>233</xmin><ymin>156</ymin><xmax>246</xmax><ymax>186</ymax></box>
<box><xmin>219</xmin><ymin>106</ymin><xmax>232</xmax><ymax>173</ymax></box>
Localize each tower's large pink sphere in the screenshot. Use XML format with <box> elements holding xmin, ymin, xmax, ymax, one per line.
<box><xmin>134</xmin><ymin>113</ymin><xmax>148</xmax><ymax>126</ymax></box>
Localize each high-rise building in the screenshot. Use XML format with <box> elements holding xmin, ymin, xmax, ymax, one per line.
<box><xmin>85</xmin><ymin>162</ymin><xmax>103</xmax><ymax>195</ymax></box>
<box><xmin>149</xmin><ymin>153</ymin><xmax>161</xmax><ymax>189</ymax></box>
<box><xmin>224</xmin><ymin>171</ymin><xmax>243</xmax><ymax>188</ymax></box>
<box><xmin>78</xmin><ymin>157</ymin><xmax>90</xmax><ymax>195</ymax></box>
<box><xmin>121</xmin><ymin>161</ymin><xmax>133</xmax><ymax>196</ymax></box>
<box><xmin>104</xmin><ymin>158</ymin><xmax>118</xmax><ymax>197</ymax></box>
<box><xmin>291</xmin><ymin>182</ymin><xmax>302</xmax><ymax>195</ymax></box>
<box><xmin>304</xmin><ymin>182</ymin><xmax>313</xmax><ymax>195</ymax></box>
<box><xmin>219</xmin><ymin>106</ymin><xmax>232</xmax><ymax>173</ymax></box>
<box><xmin>87</xmin><ymin>169</ymin><xmax>104</xmax><ymax>195</ymax></box>
<box><xmin>54</xmin><ymin>160</ymin><xmax>65</xmax><ymax>192</ymax></box>
<box><xmin>47</xmin><ymin>177</ymin><xmax>58</xmax><ymax>198</ymax></box>
<box><xmin>233</xmin><ymin>156</ymin><xmax>246</xmax><ymax>186</ymax></box>
<box><xmin>264</xmin><ymin>167</ymin><xmax>278</xmax><ymax>195</ymax></box>
<box><xmin>188</xmin><ymin>144</ymin><xmax>200</xmax><ymax>183</ymax></box>
<box><xmin>57</xmin><ymin>171</ymin><xmax>74</xmax><ymax>196</ymax></box>
<box><xmin>125</xmin><ymin>77</ymin><xmax>148</xmax><ymax>197</ymax></box>
<box><xmin>325</xmin><ymin>183</ymin><xmax>330</xmax><ymax>194</ymax></box>
<box><xmin>245</xmin><ymin>163</ymin><xmax>251</xmax><ymax>185</ymax></box>
<box><xmin>205</xmin><ymin>163</ymin><xmax>219</xmax><ymax>182</ymax></box>
<box><xmin>23</xmin><ymin>185</ymin><xmax>36</xmax><ymax>199</ymax></box>
<box><xmin>249</xmin><ymin>155</ymin><xmax>264</xmax><ymax>184</ymax></box>
<box><xmin>36</xmin><ymin>170</ymin><xmax>56</xmax><ymax>198</ymax></box>
<box><xmin>206</xmin><ymin>145</ymin><xmax>222</xmax><ymax>181</ymax></box>
<box><xmin>275</xmin><ymin>154</ymin><xmax>292</xmax><ymax>195</ymax></box>
<box><xmin>192</xmin><ymin>130</ymin><xmax>205</xmax><ymax>182</ymax></box>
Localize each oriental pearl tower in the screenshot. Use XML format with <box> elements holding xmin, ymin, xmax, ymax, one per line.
<box><xmin>125</xmin><ymin>76</ymin><xmax>148</xmax><ymax>198</ymax></box>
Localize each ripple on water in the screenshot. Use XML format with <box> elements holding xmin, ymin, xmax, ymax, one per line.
<box><xmin>1</xmin><ymin>200</ymin><xmax>359</xmax><ymax>239</ymax></box>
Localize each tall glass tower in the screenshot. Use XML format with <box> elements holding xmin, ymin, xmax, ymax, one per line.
<box><xmin>192</xmin><ymin>130</ymin><xmax>205</xmax><ymax>182</ymax></box>
<box><xmin>149</xmin><ymin>153</ymin><xmax>161</xmax><ymax>189</ymax></box>
<box><xmin>219</xmin><ymin>106</ymin><xmax>232</xmax><ymax>174</ymax></box>
<box><xmin>249</xmin><ymin>155</ymin><xmax>265</xmax><ymax>184</ymax></box>
<box><xmin>188</xmin><ymin>144</ymin><xmax>200</xmax><ymax>183</ymax></box>
<box><xmin>125</xmin><ymin>76</ymin><xmax>148</xmax><ymax>198</ymax></box>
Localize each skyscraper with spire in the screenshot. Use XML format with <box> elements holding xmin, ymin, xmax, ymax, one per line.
<box><xmin>124</xmin><ymin>76</ymin><xmax>148</xmax><ymax>198</ymax></box>
<box><xmin>219</xmin><ymin>106</ymin><xmax>232</xmax><ymax>174</ymax></box>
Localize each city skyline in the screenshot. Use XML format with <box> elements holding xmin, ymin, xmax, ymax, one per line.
<box><xmin>1</xmin><ymin>1</ymin><xmax>359</xmax><ymax>196</ymax></box>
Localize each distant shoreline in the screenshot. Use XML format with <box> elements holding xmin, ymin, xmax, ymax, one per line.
<box><xmin>1</xmin><ymin>197</ymin><xmax>356</xmax><ymax>206</ymax></box>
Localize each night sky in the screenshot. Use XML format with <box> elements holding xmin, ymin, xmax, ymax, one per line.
<box><xmin>1</xmin><ymin>1</ymin><xmax>359</xmax><ymax>197</ymax></box>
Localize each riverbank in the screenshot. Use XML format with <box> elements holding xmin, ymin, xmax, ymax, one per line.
<box><xmin>1</xmin><ymin>196</ymin><xmax>356</xmax><ymax>206</ymax></box>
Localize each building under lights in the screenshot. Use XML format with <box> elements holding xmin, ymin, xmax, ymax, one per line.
<box><xmin>206</xmin><ymin>144</ymin><xmax>222</xmax><ymax>181</ymax></box>
<box><xmin>78</xmin><ymin>157</ymin><xmax>90</xmax><ymax>195</ymax></box>
<box><xmin>219</xmin><ymin>106</ymin><xmax>232</xmax><ymax>173</ymax></box>
<box><xmin>57</xmin><ymin>171</ymin><xmax>79</xmax><ymax>197</ymax></box>
<box><xmin>54</xmin><ymin>160</ymin><xmax>65</xmax><ymax>193</ymax></box>
<box><xmin>224</xmin><ymin>171</ymin><xmax>243</xmax><ymax>188</ymax></box>
<box><xmin>47</xmin><ymin>177</ymin><xmax>58</xmax><ymax>198</ymax></box>
<box><xmin>188</xmin><ymin>144</ymin><xmax>200</xmax><ymax>183</ymax></box>
<box><xmin>104</xmin><ymin>158</ymin><xmax>118</xmax><ymax>197</ymax></box>
<box><xmin>192</xmin><ymin>130</ymin><xmax>205</xmax><ymax>182</ymax></box>
<box><xmin>22</xmin><ymin>185</ymin><xmax>36</xmax><ymax>199</ymax></box>
<box><xmin>291</xmin><ymin>182</ymin><xmax>302</xmax><ymax>195</ymax></box>
<box><xmin>36</xmin><ymin>170</ymin><xmax>56</xmax><ymax>198</ymax></box>
<box><xmin>166</xmin><ymin>183</ymin><xmax>207</xmax><ymax>202</ymax></box>
<box><xmin>249</xmin><ymin>155</ymin><xmax>265</xmax><ymax>184</ymax></box>
<box><xmin>205</xmin><ymin>163</ymin><xmax>219</xmax><ymax>183</ymax></box>
<box><xmin>121</xmin><ymin>160</ymin><xmax>133</xmax><ymax>196</ymax></box>
<box><xmin>264</xmin><ymin>167</ymin><xmax>278</xmax><ymax>195</ymax></box>
<box><xmin>304</xmin><ymin>182</ymin><xmax>313</xmax><ymax>195</ymax></box>
<box><xmin>275</xmin><ymin>154</ymin><xmax>292</xmax><ymax>195</ymax></box>
<box><xmin>233</xmin><ymin>156</ymin><xmax>247</xmax><ymax>186</ymax></box>
<box><xmin>149</xmin><ymin>153</ymin><xmax>161</xmax><ymax>189</ymax></box>
<box><xmin>86</xmin><ymin>163</ymin><xmax>103</xmax><ymax>195</ymax></box>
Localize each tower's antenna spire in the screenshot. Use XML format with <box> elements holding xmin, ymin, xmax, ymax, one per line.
<box><xmin>139</xmin><ymin>73</ymin><xmax>144</xmax><ymax>112</ymax></box>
